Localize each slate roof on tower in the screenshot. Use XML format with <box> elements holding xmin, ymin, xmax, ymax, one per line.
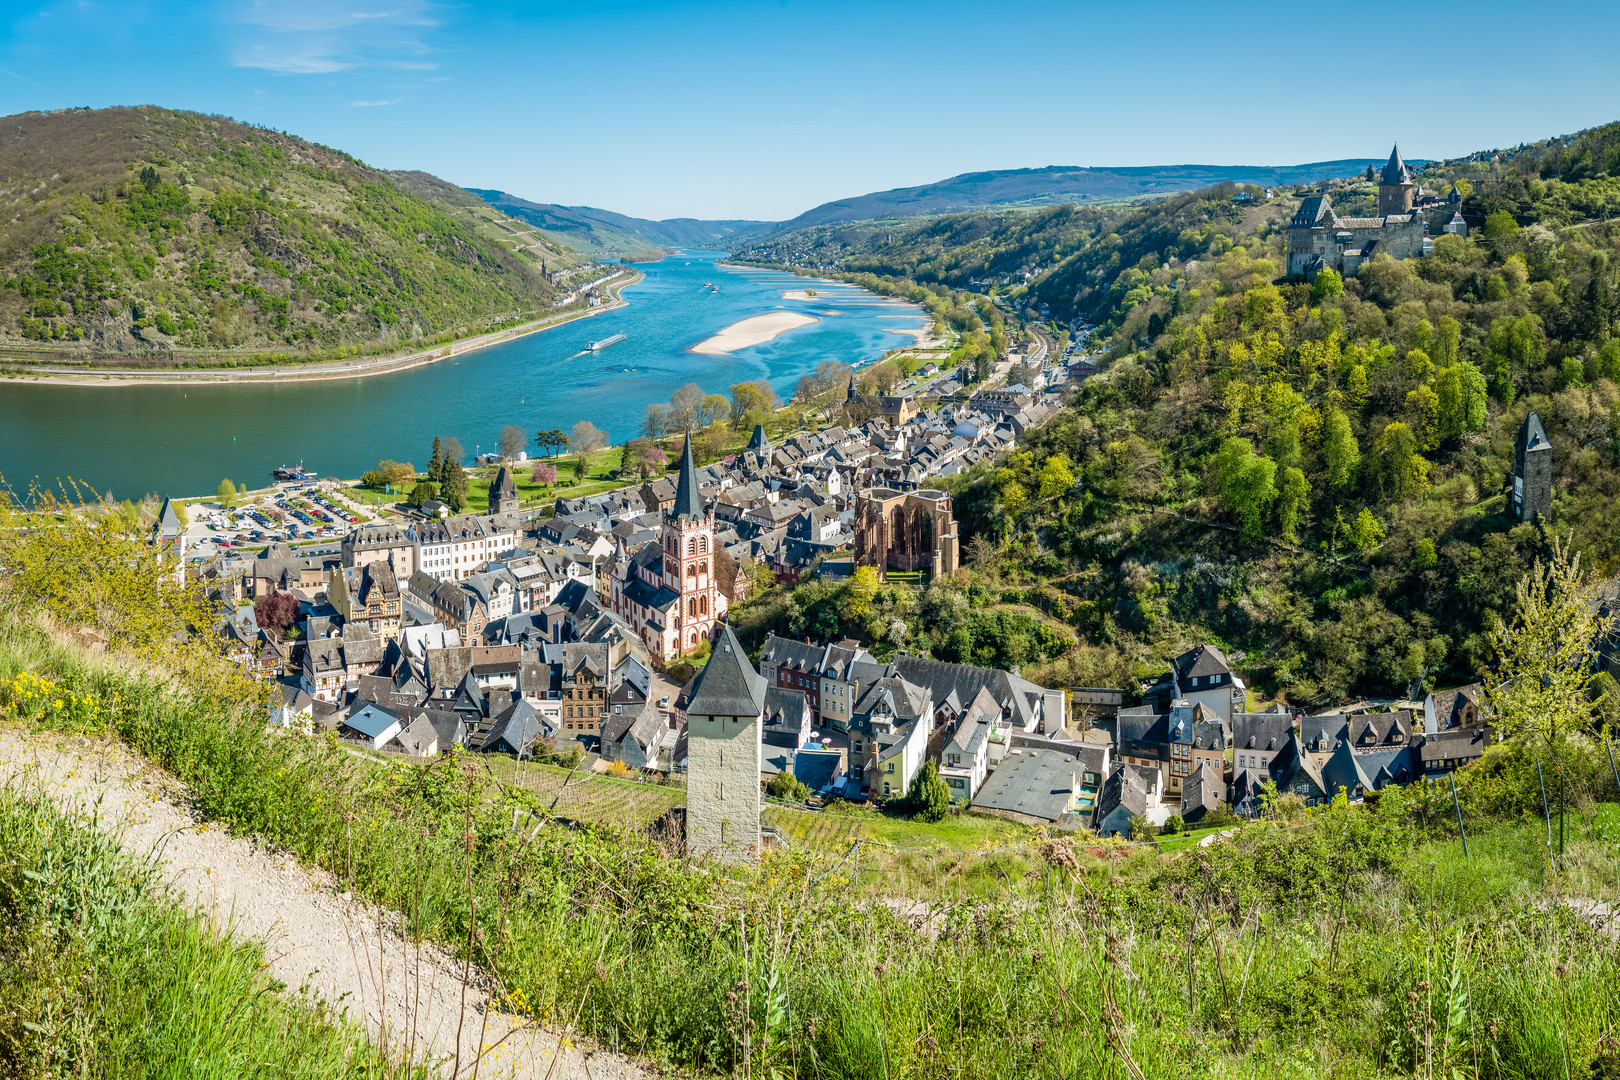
<box><xmin>672</xmin><ymin>432</ymin><xmax>705</xmax><ymax>520</ymax></box>
<box><xmin>685</xmin><ymin>625</ymin><xmax>768</xmax><ymax>718</ymax></box>
<box><xmin>1380</xmin><ymin>145</ymin><xmax>1412</xmax><ymax>187</ymax></box>
<box><xmin>1520</xmin><ymin>410</ymin><xmax>1551</xmax><ymax>452</ymax></box>
<box><xmin>491</xmin><ymin>466</ymin><xmax>518</xmax><ymax>501</ymax></box>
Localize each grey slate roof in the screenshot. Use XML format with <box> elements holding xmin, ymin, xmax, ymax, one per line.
<box><xmin>972</xmin><ymin>746</ymin><xmax>1087</xmax><ymax>824</ymax></box>
<box><xmin>685</xmin><ymin>625</ymin><xmax>768</xmax><ymax>718</ymax></box>
<box><xmin>1380</xmin><ymin>144</ymin><xmax>1412</xmax><ymax>186</ymax></box>
<box><xmin>672</xmin><ymin>432</ymin><xmax>705</xmax><ymax>521</ymax></box>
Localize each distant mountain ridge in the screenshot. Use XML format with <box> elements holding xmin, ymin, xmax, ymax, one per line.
<box><xmin>773</xmin><ymin>160</ymin><xmax>1398</xmax><ymax>230</ymax></box>
<box><xmin>465</xmin><ymin>189</ymin><xmax>768</xmax><ymax>258</ymax></box>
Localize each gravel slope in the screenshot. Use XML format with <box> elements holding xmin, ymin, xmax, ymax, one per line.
<box><xmin>0</xmin><ymin>726</ymin><xmax>659</xmax><ymax>1080</ymax></box>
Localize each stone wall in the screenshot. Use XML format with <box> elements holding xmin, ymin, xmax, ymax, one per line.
<box><xmin>685</xmin><ymin>713</ymin><xmax>762</xmax><ymax>863</ymax></box>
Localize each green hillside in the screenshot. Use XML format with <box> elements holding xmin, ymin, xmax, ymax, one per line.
<box><xmin>0</xmin><ymin>106</ymin><xmax>590</xmax><ymax>364</ymax></box>
<box><xmin>942</xmin><ymin>122</ymin><xmax>1620</xmax><ymax>704</ymax></box>
<box><xmin>466</xmin><ymin>188</ymin><xmax>768</xmax><ymax>259</ymax></box>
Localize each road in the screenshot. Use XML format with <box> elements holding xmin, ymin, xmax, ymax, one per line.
<box><xmin>2</xmin><ymin>270</ymin><xmax>640</xmax><ymax>384</ymax></box>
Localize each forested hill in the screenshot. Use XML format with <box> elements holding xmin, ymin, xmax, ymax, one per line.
<box><xmin>932</xmin><ymin>119</ymin><xmax>1620</xmax><ymax>705</ymax></box>
<box><xmin>0</xmin><ymin>106</ymin><xmax>588</xmax><ymax>363</ymax></box>
<box><xmin>466</xmin><ymin>189</ymin><xmax>769</xmax><ymax>259</ymax></box>
<box><xmin>768</xmin><ymin>160</ymin><xmax>1380</xmax><ymax>231</ymax></box>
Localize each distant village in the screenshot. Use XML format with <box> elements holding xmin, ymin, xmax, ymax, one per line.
<box><xmin>157</xmin><ymin>335</ymin><xmax>1496</xmax><ymax>860</ymax></box>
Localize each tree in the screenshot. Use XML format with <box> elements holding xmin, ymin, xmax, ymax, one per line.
<box><xmin>1038</xmin><ymin>455</ymin><xmax>1075</xmax><ymax>501</ymax></box>
<box><xmin>406</xmin><ymin>480</ymin><xmax>438</xmax><ymax>508</ymax></box>
<box><xmin>1369</xmin><ymin>422</ymin><xmax>1428</xmax><ymax>500</ymax></box>
<box><xmin>699</xmin><ymin>394</ymin><xmax>731</xmax><ymax>428</ymax></box>
<box><xmin>439</xmin><ymin>461</ymin><xmax>468</xmax><ymax>512</ymax></box>
<box><xmin>1322</xmin><ymin>409</ymin><xmax>1360</xmax><ymax>492</ymax></box>
<box><xmin>1128</xmin><ymin>813</ymin><xmax>1157</xmax><ymax>842</ymax></box>
<box><xmin>569</xmin><ymin>421</ymin><xmax>607</xmax><ymax>475</ymax></box>
<box><xmin>439</xmin><ymin>438</ymin><xmax>464</xmax><ymax>469</ymax></box>
<box><xmin>641</xmin><ymin>403</ymin><xmax>672</xmax><ymax>439</ymax></box>
<box><xmin>1214</xmin><ymin>437</ymin><xmax>1277</xmax><ymax>541</ymax></box>
<box><xmin>254</xmin><ymin>591</ymin><xmax>300</xmax><ymax>640</ymax></box>
<box><xmin>623</xmin><ymin>438</ymin><xmax>668</xmax><ymax>479</ymax></box>
<box><xmin>766</xmin><ymin>772</ymin><xmax>811</xmax><ymax>802</ymax></box>
<box><xmin>1346</xmin><ymin>507</ymin><xmax>1385</xmax><ymax>557</ymax></box>
<box><xmin>1483</xmin><ymin>210</ymin><xmax>1520</xmax><ymax>241</ymax></box>
<box><xmin>1160</xmin><ymin>814</ymin><xmax>1185</xmax><ymax>836</ymax></box>
<box><xmin>533</xmin><ymin>429</ymin><xmax>566</xmax><ymax>458</ymax></box>
<box><xmin>1276</xmin><ymin>466</ymin><xmax>1309</xmax><ymax>544</ymax></box>
<box><xmin>1310</xmin><ymin>268</ymin><xmax>1344</xmax><ymax>302</ymax></box>
<box><xmin>669</xmin><ymin>383</ymin><xmax>705</xmax><ymax>431</ymax></box>
<box><xmin>364</xmin><ymin>460</ymin><xmax>414</xmax><ymax>491</ymax></box>
<box><xmin>845</xmin><ymin>566</ymin><xmax>880</xmax><ymax>621</ymax></box>
<box><xmin>1433</xmin><ymin>361</ymin><xmax>1489</xmax><ymax>439</ymax></box>
<box><xmin>1434</xmin><ymin>315</ymin><xmax>1461</xmax><ymax>368</ymax></box>
<box><xmin>1489</xmin><ymin>541</ymin><xmax>1614</xmax><ymax>769</ymax></box>
<box><xmin>730</xmin><ymin>380</ymin><xmax>779</xmax><ymax>429</ymax></box>
<box><xmin>999</xmin><ymin>480</ymin><xmax>1029</xmax><ymax>518</ymax></box>
<box><xmin>216</xmin><ymin>478</ymin><xmax>237</xmax><ymax>509</ymax></box>
<box><xmin>499</xmin><ymin>424</ymin><xmax>527</xmax><ymax>463</ymax></box>
<box><xmin>530</xmin><ymin>462</ymin><xmax>557</xmax><ymax>487</ymax></box>
<box><xmin>904</xmin><ymin>761</ymin><xmax>952</xmax><ymax>822</ymax></box>
<box><xmin>428</xmin><ymin>437</ymin><xmax>444</xmax><ymax>484</ymax></box>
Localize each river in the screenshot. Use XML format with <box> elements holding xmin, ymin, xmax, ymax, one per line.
<box><xmin>0</xmin><ymin>252</ymin><xmax>927</xmax><ymax>500</ymax></box>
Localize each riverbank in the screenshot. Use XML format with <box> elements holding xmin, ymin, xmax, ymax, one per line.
<box><xmin>0</xmin><ymin>270</ymin><xmax>643</xmax><ymax>388</ymax></box>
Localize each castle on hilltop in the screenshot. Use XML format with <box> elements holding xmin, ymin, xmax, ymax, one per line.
<box><xmin>1286</xmin><ymin>146</ymin><xmax>1468</xmax><ymax>281</ymax></box>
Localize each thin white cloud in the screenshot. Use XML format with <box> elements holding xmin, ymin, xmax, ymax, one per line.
<box><xmin>349</xmin><ymin>98</ymin><xmax>402</xmax><ymax>107</ymax></box>
<box><xmin>231</xmin><ymin>0</ymin><xmax>440</xmax><ymax>76</ymax></box>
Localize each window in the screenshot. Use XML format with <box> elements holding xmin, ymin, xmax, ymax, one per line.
<box><xmin>699</xmin><ymin>536</ymin><xmax>708</xmax><ymax>554</ymax></box>
<box><xmin>687</xmin><ymin>537</ymin><xmax>697</xmax><ymax>556</ymax></box>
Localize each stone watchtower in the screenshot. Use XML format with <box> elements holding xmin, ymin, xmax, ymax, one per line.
<box><xmin>1513</xmin><ymin>411</ymin><xmax>1553</xmax><ymax>522</ymax></box>
<box><xmin>489</xmin><ymin>466</ymin><xmax>519</xmax><ymax>517</ymax></box>
<box><xmin>1377</xmin><ymin>145</ymin><xmax>1418</xmax><ymax>218</ymax></box>
<box><xmin>683</xmin><ymin>624</ymin><xmax>767</xmax><ymax>863</ymax></box>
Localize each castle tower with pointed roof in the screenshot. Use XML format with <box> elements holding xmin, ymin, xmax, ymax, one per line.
<box><xmin>1377</xmin><ymin>145</ymin><xmax>1418</xmax><ymax>216</ymax></box>
<box><xmin>609</xmin><ymin>432</ymin><xmax>728</xmax><ymax>661</ymax></box>
<box><xmin>489</xmin><ymin>466</ymin><xmax>519</xmax><ymax>517</ymax></box>
<box><xmin>684</xmin><ymin>623</ymin><xmax>766</xmax><ymax>862</ymax></box>
<box><xmin>1513</xmin><ymin>410</ymin><xmax>1553</xmax><ymax>522</ymax></box>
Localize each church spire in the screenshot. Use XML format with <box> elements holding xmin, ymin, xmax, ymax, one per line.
<box><xmin>672</xmin><ymin>431</ymin><xmax>704</xmax><ymax>520</ymax></box>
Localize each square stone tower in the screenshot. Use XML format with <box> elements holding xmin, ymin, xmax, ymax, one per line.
<box><xmin>1513</xmin><ymin>410</ymin><xmax>1553</xmax><ymax>522</ymax></box>
<box><xmin>683</xmin><ymin>624</ymin><xmax>766</xmax><ymax>863</ymax></box>
<box><xmin>1377</xmin><ymin>145</ymin><xmax>1417</xmax><ymax>218</ymax></box>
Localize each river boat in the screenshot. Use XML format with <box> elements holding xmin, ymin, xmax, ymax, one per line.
<box><xmin>586</xmin><ymin>333</ymin><xmax>626</xmax><ymax>352</ymax></box>
<box><xmin>272</xmin><ymin>462</ymin><xmax>318</xmax><ymax>483</ymax></box>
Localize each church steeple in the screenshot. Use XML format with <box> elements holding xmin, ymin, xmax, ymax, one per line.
<box><xmin>672</xmin><ymin>431</ymin><xmax>705</xmax><ymax>521</ymax></box>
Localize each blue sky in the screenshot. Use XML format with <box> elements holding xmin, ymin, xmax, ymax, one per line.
<box><xmin>2</xmin><ymin>0</ymin><xmax>1617</xmax><ymax>221</ymax></box>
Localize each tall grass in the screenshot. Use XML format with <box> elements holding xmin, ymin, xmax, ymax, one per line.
<box><xmin>0</xmin><ymin>767</ymin><xmax>424</xmax><ymax>1079</ymax></box>
<box><xmin>3</xmin><ymin>612</ymin><xmax>1618</xmax><ymax>1078</ymax></box>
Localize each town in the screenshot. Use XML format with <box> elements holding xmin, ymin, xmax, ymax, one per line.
<box><xmin>161</xmin><ymin>320</ymin><xmax>1507</xmax><ymax>860</ymax></box>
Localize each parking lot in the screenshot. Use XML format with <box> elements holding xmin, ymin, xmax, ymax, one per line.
<box><xmin>185</xmin><ymin>482</ymin><xmax>378</xmax><ymax>556</ymax></box>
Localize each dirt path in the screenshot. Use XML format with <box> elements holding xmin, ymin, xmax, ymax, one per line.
<box><xmin>0</xmin><ymin>726</ymin><xmax>659</xmax><ymax>1080</ymax></box>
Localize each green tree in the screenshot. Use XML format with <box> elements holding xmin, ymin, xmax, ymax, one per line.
<box><xmin>1369</xmin><ymin>423</ymin><xmax>1428</xmax><ymax>500</ymax></box>
<box><xmin>215</xmin><ymin>478</ymin><xmax>237</xmax><ymax>509</ymax></box>
<box><xmin>569</xmin><ymin>420</ymin><xmax>608</xmax><ymax>473</ymax></box>
<box><xmin>1160</xmin><ymin>814</ymin><xmax>1185</xmax><ymax>836</ymax></box>
<box><xmin>1322</xmin><ymin>409</ymin><xmax>1360</xmax><ymax>492</ymax></box>
<box><xmin>1127</xmin><ymin>813</ymin><xmax>1157</xmax><ymax>842</ymax></box>
<box><xmin>766</xmin><ymin>772</ymin><xmax>811</xmax><ymax>802</ymax></box>
<box><xmin>904</xmin><ymin>761</ymin><xmax>953</xmax><ymax>822</ymax></box>
<box><xmin>428</xmin><ymin>437</ymin><xmax>444</xmax><ymax>485</ymax></box>
<box><xmin>1347</xmin><ymin>507</ymin><xmax>1385</xmax><ymax>557</ymax></box>
<box><xmin>1309</xmin><ymin>268</ymin><xmax>1344</xmax><ymax>302</ymax></box>
<box><xmin>533</xmin><ymin>429</ymin><xmax>567</xmax><ymax>458</ymax></box>
<box><xmin>1038</xmin><ymin>455</ymin><xmax>1075</xmax><ymax>501</ymax></box>
<box><xmin>1483</xmin><ymin>210</ymin><xmax>1520</xmax><ymax>241</ymax></box>
<box><xmin>1433</xmin><ymin>361</ymin><xmax>1489</xmax><ymax>439</ymax></box>
<box><xmin>1276</xmin><ymin>466</ymin><xmax>1309</xmax><ymax>544</ymax></box>
<box><xmin>406</xmin><ymin>480</ymin><xmax>438</xmax><ymax>509</ymax></box>
<box><xmin>439</xmin><ymin>461</ymin><xmax>467</xmax><ymax>512</ymax></box>
<box><xmin>1000</xmin><ymin>480</ymin><xmax>1029</xmax><ymax>518</ymax></box>
<box><xmin>845</xmin><ymin>566</ymin><xmax>880</xmax><ymax>621</ymax></box>
<box><xmin>1404</xmin><ymin>383</ymin><xmax>1441</xmax><ymax>450</ymax></box>
<box><xmin>1435</xmin><ymin>315</ymin><xmax>1461</xmax><ymax>368</ymax></box>
<box><xmin>1214</xmin><ymin>437</ymin><xmax>1277</xmax><ymax>541</ymax></box>
<box><xmin>1489</xmin><ymin>541</ymin><xmax>1613</xmax><ymax>761</ymax></box>
<box><xmin>729</xmin><ymin>379</ymin><xmax>779</xmax><ymax>429</ymax></box>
